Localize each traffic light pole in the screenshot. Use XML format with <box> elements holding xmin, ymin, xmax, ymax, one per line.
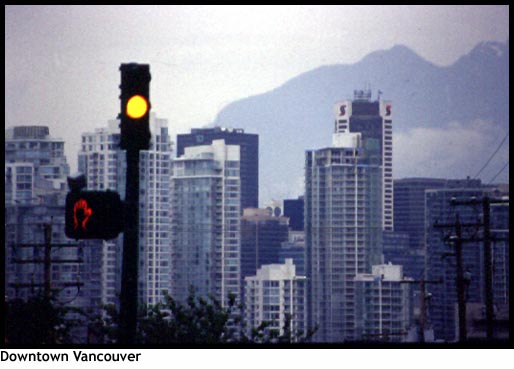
<box><xmin>119</xmin><ymin>148</ymin><xmax>140</xmax><ymax>344</ymax></box>
<box><xmin>117</xmin><ymin>63</ymin><xmax>151</xmax><ymax>345</ymax></box>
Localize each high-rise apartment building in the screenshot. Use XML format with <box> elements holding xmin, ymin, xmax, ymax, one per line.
<box><xmin>5</xmin><ymin>126</ymin><xmax>70</xmax><ymax>204</ymax></box>
<box><xmin>177</xmin><ymin>127</ymin><xmax>258</xmax><ymax>210</ymax></box>
<box><xmin>306</xmin><ymin>128</ymin><xmax>383</xmax><ymax>342</ymax></box>
<box><xmin>490</xmin><ymin>201</ymin><xmax>510</xmax><ymax>308</ymax></box>
<box><xmin>334</xmin><ymin>90</ymin><xmax>393</xmax><ymax>231</ymax></box>
<box><xmin>244</xmin><ymin>259</ymin><xmax>307</xmax><ymax>341</ymax></box>
<box><xmin>78</xmin><ymin>119</ymin><xmax>125</xmax><ymax>307</ymax></box>
<box><xmin>4</xmin><ymin>200</ymin><xmax>104</xmax><ymax>343</ymax></box>
<box><xmin>78</xmin><ymin>115</ymin><xmax>173</xmax><ymax>306</ymax></box>
<box><xmin>4</xmin><ymin>126</ymin><xmax>98</xmax><ymax>343</ymax></box>
<box><xmin>354</xmin><ymin>263</ymin><xmax>413</xmax><ymax>342</ymax></box>
<box><xmin>171</xmin><ymin>139</ymin><xmax>241</xmax><ymax>307</ymax></box>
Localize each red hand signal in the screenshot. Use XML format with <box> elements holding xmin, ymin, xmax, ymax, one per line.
<box><xmin>73</xmin><ymin>199</ymin><xmax>93</xmax><ymax>231</ymax></box>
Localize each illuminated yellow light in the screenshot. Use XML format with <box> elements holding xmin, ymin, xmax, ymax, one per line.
<box><xmin>126</xmin><ymin>95</ymin><xmax>148</xmax><ymax>119</ymax></box>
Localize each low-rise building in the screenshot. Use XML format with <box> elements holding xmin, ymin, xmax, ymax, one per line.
<box><xmin>244</xmin><ymin>259</ymin><xmax>307</xmax><ymax>341</ymax></box>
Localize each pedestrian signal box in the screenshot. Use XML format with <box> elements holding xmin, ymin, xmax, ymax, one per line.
<box><xmin>65</xmin><ymin>190</ymin><xmax>124</xmax><ymax>240</ymax></box>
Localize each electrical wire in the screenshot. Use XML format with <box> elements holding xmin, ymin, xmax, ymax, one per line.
<box><xmin>473</xmin><ymin>130</ymin><xmax>509</xmax><ymax>179</ymax></box>
<box><xmin>487</xmin><ymin>161</ymin><xmax>509</xmax><ymax>185</ymax></box>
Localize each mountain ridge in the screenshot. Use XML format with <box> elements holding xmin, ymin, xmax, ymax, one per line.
<box><xmin>210</xmin><ymin>41</ymin><xmax>509</xmax><ymax>203</ymax></box>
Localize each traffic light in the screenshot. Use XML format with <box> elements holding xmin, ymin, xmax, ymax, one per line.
<box><xmin>119</xmin><ymin>63</ymin><xmax>151</xmax><ymax>151</ymax></box>
<box><xmin>65</xmin><ymin>190</ymin><xmax>124</xmax><ymax>240</ymax></box>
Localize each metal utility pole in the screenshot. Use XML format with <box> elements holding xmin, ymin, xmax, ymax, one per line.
<box><xmin>482</xmin><ymin>196</ymin><xmax>494</xmax><ymax>340</ymax></box>
<box><xmin>446</xmin><ymin>195</ymin><xmax>509</xmax><ymax>340</ymax></box>
<box><xmin>401</xmin><ymin>279</ymin><xmax>441</xmax><ymax>343</ymax></box>
<box><xmin>9</xmin><ymin>220</ymin><xmax>84</xmax><ymax>297</ymax></box>
<box><xmin>43</xmin><ymin>222</ymin><xmax>52</xmax><ymax>301</ymax></box>
<box><xmin>434</xmin><ymin>214</ymin><xmax>480</xmax><ymax>342</ymax></box>
<box><xmin>435</xmin><ymin>214</ymin><xmax>468</xmax><ymax>341</ymax></box>
<box><xmin>454</xmin><ymin>215</ymin><xmax>467</xmax><ymax>342</ymax></box>
<box><xmin>43</xmin><ymin>222</ymin><xmax>53</xmax><ymax>344</ymax></box>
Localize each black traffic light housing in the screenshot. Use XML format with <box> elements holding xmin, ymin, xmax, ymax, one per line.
<box><xmin>65</xmin><ymin>189</ymin><xmax>124</xmax><ymax>240</ymax></box>
<box><xmin>119</xmin><ymin>63</ymin><xmax>151</xmax><ymax>151</ymax></box>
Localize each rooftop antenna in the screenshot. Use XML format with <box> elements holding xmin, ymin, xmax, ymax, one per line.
<box><xmin>377</xmin><ymin>90</ymin><xmax>383</xmax><ymax>101</ymax></box>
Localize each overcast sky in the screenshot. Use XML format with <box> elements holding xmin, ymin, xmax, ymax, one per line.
<box><xmin>5</xmin><ymin>5</ymin><xmax>509</xmax><ymax>179</ymax></box>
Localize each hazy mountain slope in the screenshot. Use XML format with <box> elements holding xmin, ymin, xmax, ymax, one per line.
<box><xmin>211</xmin><ymin>41</ymin><xmax>509</xmax><ymax>203</ymax></box>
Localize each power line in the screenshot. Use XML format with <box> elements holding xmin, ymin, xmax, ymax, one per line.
<box><xmin>473</xmin><ymin>130</ymin><xmax>509</xmax><ymax>179</ymax></box>
<box><xmin>487</xmin><ymin>161</ymin><xmax>509</xmax><ymax>185</ymax></box>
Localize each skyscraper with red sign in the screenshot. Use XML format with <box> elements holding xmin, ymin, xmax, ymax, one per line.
<box><xmin>334</xmin><ymin>89</ymin><xmax>393</xmax><ymax>231</ymax></box>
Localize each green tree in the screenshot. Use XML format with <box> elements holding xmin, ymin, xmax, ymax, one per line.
<box><xmin>87</xmin><ymin>303</ymin><xmax>120</xmax><ymax>344</ymax></box>
<box><xmin>88</xmin><ymin>287</ymin><xmax>239</xmax><ymax>344</ymax></box>
<box><xmin>90</xmin><ymin>287</ymin><xmax>317</xmax><ymax>345</ymax></box>
<box><xmin>137</xmin><ymin>289</ymin><xmax>239</xmax><ymax>344</ymax></box>
<box><xmin>242</xmin><ymin>313</ymin><xmax>317</xmax><ymax>344</ymax></box>
<box><xmin>5</xmin><ymin>295</ymin><xmax>81</xmax><ymax>345</ymax></box>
